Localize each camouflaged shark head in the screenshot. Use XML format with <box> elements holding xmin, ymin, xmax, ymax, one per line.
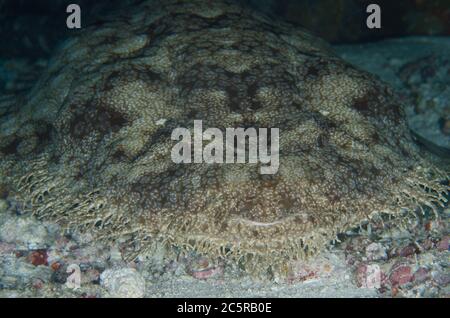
<box><xmin>0</xmin><ymin>0</ymin><xmax>448</xmax><ymax>275</ymax></box>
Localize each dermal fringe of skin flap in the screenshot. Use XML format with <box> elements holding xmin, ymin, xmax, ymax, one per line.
<box><xmin>0</xmin><ymin>0</ymin><xmax>448</xmax><ymax>276</ymax></box>
<box><xmin>170</xmin><ymin>120</ymin><xmax>279</xmax><ymax>174</ymax></box>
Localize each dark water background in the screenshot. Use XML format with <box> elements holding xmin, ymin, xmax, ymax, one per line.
<box><xmin>1</xmin><ymin>0</ymin><xmax>449</xmax><ymax>60</ymax></box>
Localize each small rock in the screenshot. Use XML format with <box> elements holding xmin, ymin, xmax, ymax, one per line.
<box><xmin>27</xmin><ymin>250</ymin><xmax>48</xmax><ymax>266</ymax></box>
<box><xmin>355</xmin><ymin>265</ymin><xmax>368</xmax><ymax>288</ymax></box>
<box><xmin>191</xmin><ymin>266</ymin><xmax>224</xmax><ymax>280</ymax></box>
<box><xmin>51</xmin><ymin>264</ymin><xmax>69</xmax><ymax>284</ymax></box>
<box><xmin>432</xmin><ymin>271</ymin><xmax>450</xmax><ymax>286</ymax></box>
<box><xmin>437</xmin><ymin>236</ymin><xmax>449</xmax><ymax>251</ymax></box>
<box><xmin>0</xmin><ymin>216</ymin><xmax>51</xmax><ymax>250</ymax></box>
<box><xmin>82</xmin><ymin>268</ymin><xmax>100</xmax><ymax>284</ymax></box>
<box><xmin>355</xmin><ymin>264</ymin><xmax>382</xmax><ymax>289</ymax></box>
<box><xmin>412</xmin><ymin>267</ymin><xmax>429</xmax><ymax>284</ymax></box>
<box><xmin>50</xmin><ymin>262</ymin><xmax>62</xmax><ymax>271</ymax></box>
<box><xmin>0</xmin><ymin>242</ymin><xmax>15</xmax><ymax>254</ymax></box>
<box><xmin>399</xmin><ymin>244</ymin><xmax>417</xmax><ymax>257</ymax></box>
<box><xmin>420</xmin><ymin>239</ymin><xmax>433</xmax><ymax>251</ymax></box>
<box><xmin>0</xmin><ymin>254</ymin><xmax>52</xmax><ymax>289</ymax></box>
<box><xmin>1</xmin><ymin>275</ymin><xmax>18</xmax><ymax>289</ymax></box>
<box><xmin>365</xmin><ymin>243</ymin><xmax>387</xmax><ymax>261</ymax></box>
<box><xmin>391</xmin><ymin>286</ymin><xmax>399</xmax><ymax>297</ymax></box>
<box><xmin>100</xmin><ymin>268</ymin><xmax>146</xmax><ymax>298</ymax></box>
<box><xmin>389</xmin><ymin>265</ymin><xmax>412</xmax><ymax>287</ymax></box>
<box><xmin>31</xmin><ymin>278</ymin><xmax>44</xmax><ymax>289</ymax></box>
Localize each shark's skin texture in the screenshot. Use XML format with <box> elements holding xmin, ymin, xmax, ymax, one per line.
<box><xmin>0</xmin><ymin>0</ymin><xmax>448</xmax><ymax>275</ymax></box>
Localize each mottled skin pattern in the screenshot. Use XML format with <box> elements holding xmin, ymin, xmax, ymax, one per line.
<box><xmin>0</xmin><ymin>0</ymin><xmax>448</xmax><ymax>274</ymax></box>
